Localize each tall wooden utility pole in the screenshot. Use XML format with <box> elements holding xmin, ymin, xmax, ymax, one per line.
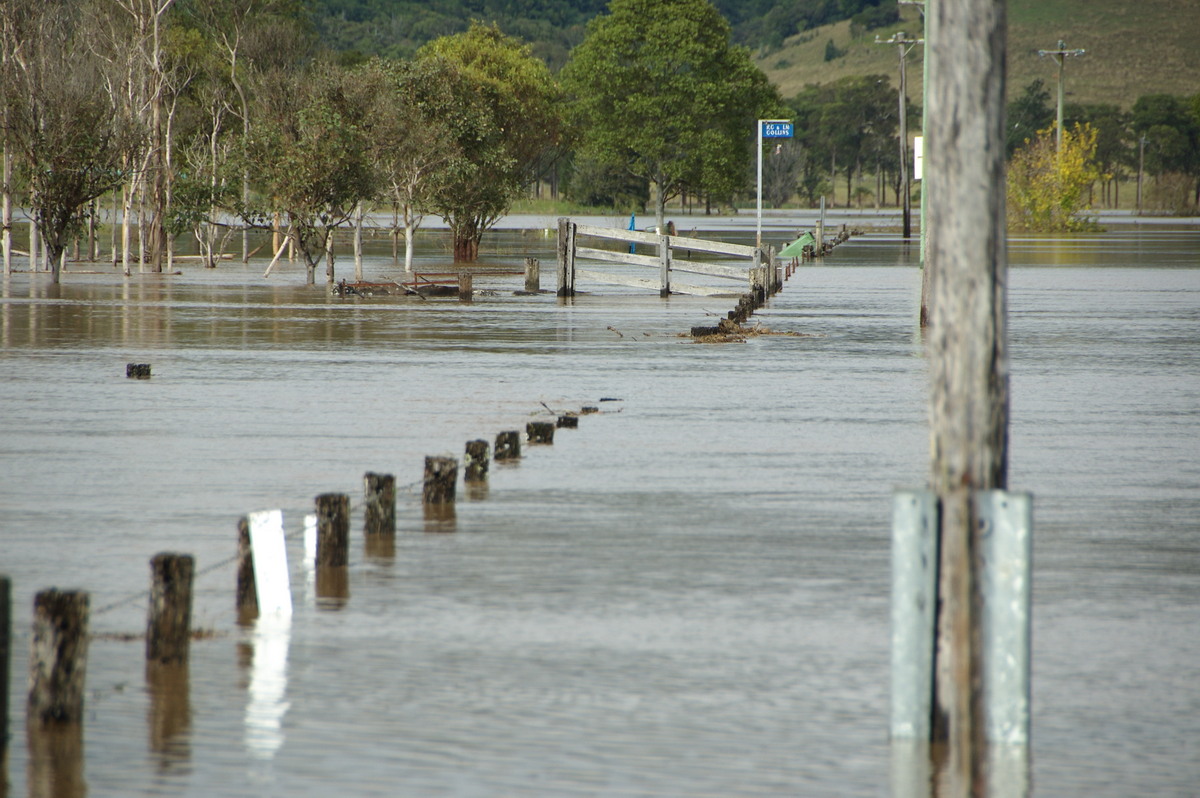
<box><xmin>1037</xmin><ymin>40</ymin><xmax>1085</xmax><ymax>153</ymax></box>
<box><xmin>926</xmin><ymin>0</ymin><xmax>1010</xmax><ymax>791</ymax></box>
<box><xmin>876</xmin><ymin>31</ymin><xmax>923</xmax><ymax>240</ymax></box>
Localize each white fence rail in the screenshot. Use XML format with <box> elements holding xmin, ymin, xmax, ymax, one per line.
<box><xmin>555</xmin><ymin>218</ymin><xmax>779</xmax><ymax>298</ymax></box>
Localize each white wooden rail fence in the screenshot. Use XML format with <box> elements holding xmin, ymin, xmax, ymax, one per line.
<box><xmin>555</xmin><ymin>217</ymin><xmax>779</xmax><ymax>298</ymax></box>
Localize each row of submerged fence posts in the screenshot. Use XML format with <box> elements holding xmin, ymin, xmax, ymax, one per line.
<box><xmin>233</xmin><ymin>413</ymin><xmax>588</xmax><ymax>621</ymax></box>
<box><xmin>0</xmin><ymin>553</ymin><xmax>195</xmax><ymax>786</ymax></box>
<box><xmin>1</xmin><ymin>407</ymin><xmax>593</xmax><ymax>777</ymax></box>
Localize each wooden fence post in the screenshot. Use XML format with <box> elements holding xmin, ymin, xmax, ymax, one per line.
<box><xmin>457</xmin><ymin>272</ymin><xmax>472</xmax><ymax>302</ymax></box>
<box><xmin>464</xmin><ymin>440</ymin><xmax>490</xmax><ymax>482</ymax></box>
<box><xmin>424</xmin><ymin>457</ymin><xmax>458</xmax><ymax>503</ymax></box>
<box><xmin>126</xmin><ymin>363</ymin><xmax>151</xmax><ymax>379</ymax></box>
<box><xmin>315</xmin><ymin>493</ymin><xmax>350</xmax><ymax>567</ymax></box>
<box><xmin>494</xmin><ymin>430</ymin><xmax>521</xmax><ymax>461</ymax></box>
<box><xmin>925</xmin><ymin>0</ymin><xmax>1011</xmax><ymax>790</ymax></box>
<box><xmin>524</xmin><ymin>257</ymin><xmax>540</xmax><ymax>292</ymax></box>
<box><xmin>146</xmin><ymin>553</ymin><xmax>194</xmax><ymax>666</ymax></box>
<box><xmin>363</xmin><ymin>472</ymin><xmax>395</xmax><ymax>536</ymax></box>
<box><xmin>28</xmin><ymin>589</ymin><xmax>90</xmax><ymax>725</ymax></box>
<box><xmin>527</xmin><ymin>421</ymin><xmax>555</xmax><ymax>444</ymax></box>
<box><xmin>659</xmin><ymin>231</ymin><xmax>671</xmax><ymax>297</ymax></box>
<box><xmin>556</xmin><ymin>415</ymin><xmax>578</xmax><ymax>429</ymax></box>
<box><xmin>556</xmin><ymin>217</ymin><xmax>576</xmax><ymax>297</ymax></box>
<box><xmin>236</xmin><ymin>516</ymin><xmax>258</xmax><ymax>622</ymax></box>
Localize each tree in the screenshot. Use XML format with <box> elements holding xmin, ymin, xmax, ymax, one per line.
<box><xmin>561</xmin><ymin>0</ymin><xmax>783</xmax><ymax>233</ymax></box>
<box><xmin>1006</xmin><ymin>79</ymin><xmax>1053</xmax><ymax>157</ymax></box>
<box><xmin>247</xmin><ymin>63</ymin><xmax>375</xmax><ymax>284</ymax></box>
<box><xmin>416</xmin><ymin>23</ymin><xmax>566</xmax><ymax>261</ymax></box>
<box><xmin>1</xmin><ymin>0</ymin><xmax>142</xmax><ymax>283</ymax></box>
<box><xmin>354</xmin><ymin>57</ymin><xmax>460</xmax><ymax>273</ymax></box>
<box><xmin>1007</xmin><ymin>122</ymin><xmax>1102</xmax><ymax>232</ymax></box>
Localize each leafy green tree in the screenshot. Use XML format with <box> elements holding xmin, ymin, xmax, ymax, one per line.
<box><xmin>353</xmin><ymin>57</ymin><xmax>460</xmax><ymax>273</ymax></box>
<box><xmin>246</xmin><ymin>63</ymin><xmax>375</xmax><ymax>284</ymax></box>
<box><xmin>1</xmin><ymin>0</ymin><xmax>143</xmax><ymax>282</ymax></box>
<box><xmin>1064</xmin><ymin>103</ymin><xmax>1131</xmax><ymax>208</ymax></box>
<box><xmin>1006</xmin><ymin>79</ymin><xmax>1053</xmax><ymax>157</ymax></box>
<box><xmin>1131</xmin><ymin>93</ymin><xmax>1200</xmax><ymax>190</ymax></box>
<box><xmin>561</xmin><ymin>0</ymin><xmax>782</xmax><ymax>233</ymax></box>
<box><xmin>417</xmin><ymin>22</ymin><xmax>566</xmax><ymax>261</ymax></box>
<box><xmin>1008</xmin><ymin>123</ymin><xmax>1102</xmax><ymax>232</ymax></box>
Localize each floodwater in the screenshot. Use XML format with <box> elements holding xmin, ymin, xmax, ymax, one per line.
<box><xmin>1</xmin><ymin>224</ymin><xmax>1198</xmax><ymax>796</ymax></box>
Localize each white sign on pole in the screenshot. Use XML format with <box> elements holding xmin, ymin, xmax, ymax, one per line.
<box><xmin>913</xmin><ymin>136</ymin><xmax>923</xmax><ymax>181</ymax></box>
<box><xmin>248</xmin><ymin>509</ymin><xmax>292</xmax><ymax>617</ymax></box>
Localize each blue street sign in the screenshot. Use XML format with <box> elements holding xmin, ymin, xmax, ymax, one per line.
<box><xmin>762</xmin><ymin>121</ymin><xmax>794</xmax><ymax>139</ymax></box>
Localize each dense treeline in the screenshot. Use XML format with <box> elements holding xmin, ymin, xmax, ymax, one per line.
<box><xmin>306</xmin><ymin>0</ymin><xmax>894</xmax><ymax>64</ymax></box>
<box><xmin>3</xmin><ymin>0</ymin><xmax>1199</xmax><ymax>286</ymax></box>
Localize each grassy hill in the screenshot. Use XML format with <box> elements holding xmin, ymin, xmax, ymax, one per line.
<box><xmin>757</xmin><ymin>0</ymin><xmax>1200</xmax><ymax>109</ymax></box>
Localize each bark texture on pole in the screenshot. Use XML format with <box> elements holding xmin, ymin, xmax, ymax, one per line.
<box><xmin>464</xmin><ymin>440</ymin><xmax>490</xmax><ymax>482</ymax></box>
<box><xmin>926</xmin><ymin>0</ymin><xmax>1010</xmax><ymax>789</ymax></box>
<box><xmin>315</xmin><ymin>493</ymin><xmax>350</xmax><ymax>567</ymax></box>
<box><xmin>363</xmin><ymin>472</ymin><xmax>396</xmax><ymax>536</ymax></box>
<box><xmin>28</xmin><ymin>590</ymin><xmax>90</xmax><ymax>725</ymax></box>
<box><xmin>146</xmin><ymin>553</ymin><xmax>194</xmax><ymax>666</ymax></box>
<box><xmin>423</xmin><ymin>457</ymin><xmax>458</xmax><ymax>504</ymax></box>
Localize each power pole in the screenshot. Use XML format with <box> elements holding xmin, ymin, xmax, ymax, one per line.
<box><xmin>1037</xmin><ymin>40</ymin><xmax>1086</xmax><ymax>153</ymax></box>
<box><xmin>876</xmin><ymin>31</ymin><xmax>923</xmax><ymax>240</ymax></box>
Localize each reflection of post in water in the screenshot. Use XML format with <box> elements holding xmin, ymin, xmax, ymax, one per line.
<box><xmin>315</xmin><ymin>567</ymin><xmax>350</xmax><ymax>609</ymax></box>
<box><xmin>423</xmin><ymin>502</ymin><xmax>457</xmax><ymax>534</ymax></box>
<box><xmin>145</xmin><ymin>662</ymin><xmax>192</xmax><ymax>771</ymax></box>
<box><xmin>243</xmin><ymin>617</ymin><xmax>291</xmax><ymax>761</ymax></box>
<box><xmin>26</xmin><ymin>721</ymin><xmax>84</xmax><ymax>798</ymax></box>
<box><xmin>27</xmin><ymin>590</ymin><xmax>90</xmax><ymax>798</ymax></box>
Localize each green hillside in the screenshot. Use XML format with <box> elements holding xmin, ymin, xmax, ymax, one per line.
<box><xmin>758</xmin><ymin>0</ymin><xmax>1200</xmax><ymax>109</ymax></box>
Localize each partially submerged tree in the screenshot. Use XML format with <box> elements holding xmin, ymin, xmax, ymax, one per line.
<box><xmin>247</xmin><ymin>63</ymin><xmax>374</xmax><ymax>285</ymax></box>
<box><xmin>1</xmin><ymin>0</ymin><xmax>142</xmax><ymax>282</ymax></box>
<box><xmin>355</xmin><ymin>57</ymin><xmax>459</xmax><ymax>274</ymax></box>
<box><xmin>562</xmin><ymin>0</ymin><xmax>782</xmax><ymax>232</ymax></box>
<box><xmin>1008</xmin><ymin>122</ymin><xmax>1102</xmax><ymax>232</ymax></box>
<box><xmin>417</xmin><ymin>22</ymin><xmax>566</xmax><ymax>261</ymax></box>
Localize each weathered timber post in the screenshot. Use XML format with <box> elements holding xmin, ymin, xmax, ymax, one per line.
<box><xmin>556</xmin><ymin>415</ymin><xmax>578</xmax><ymax>429</ymax></box>
<box><xmin>527</xmin><ymin>421</ymin><xmax>555</xmax><ymax>444</ymax></box>
<box><xmin>464</xmin><ymin>440</ymin><xmax>490</xmax><ymax>482</ymax></box>
<box><xmin>494</xmin><ymin>430</ymin><xmax>521</xmax><ymax>461</ymax></box>
<box><xmin>423</xmin><ymin>457</ymin><xmax>458</xmax><ymax>504</ymax></box>
<box><xmin>236</xmin><ymin>516</ymin><xmax>258</xmax><ymax>622</ymax></box>
<box><xmin>1</xmin><ymin>575</ymin><xmax>9</xmax><ymax>761</ymax></box>
<box><xmin>146</xmin><ymin>553</ymin><xmax>194</xmax><ymax>666</ymax></box>
<box><xmin>556</xmin><ymin>217</ymin><xmax>576</xmax><ymax>297</ymax></box>
<box><xmin>28</xmin><ymin>590</ymin><xmax>89</xmax><ymax>725</ymax></box>
<box><xmin>524</xmin><ymin>257</ymin><xmax>540</xmax><ymax>292</ymax></box>
<box><xmin>126</xmin><ymin>363</ymin><xmax>151</xmax><ymax>379</ymax></box>
<box><xmin>926</xmin><ymin>0</ymin><xmax>1012</xmax><ymax>790</ymax></box>
<box><xmin>315</xmin><ymin>493</ymin><xmax>350</xmax><ymax>567</ymax></box>
<box><xmin>363</xmin><ymin>472</ymin><xmax>395</xmax><ymax>536</ymax></box>
<box><xmin>659</xmin><ymin>231</ymin><xmax>672</xmax><ymax>297</ymax></box>
<box><xmin>458</xmin><ymin>272</ymin><xmax>472</xmax><ymax>302</ymax></box>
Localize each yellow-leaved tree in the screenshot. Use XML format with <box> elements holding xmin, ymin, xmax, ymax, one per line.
<box><xmin>1008</xmin><ymin>123</ymin><xmax>1105</xmax><ymax>231</ymax></box>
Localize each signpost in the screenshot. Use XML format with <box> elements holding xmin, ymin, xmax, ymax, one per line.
<box><xmin>757</xmin><ymin>119</ymin><xmax>794</xmax><ymax>248</ymax></box>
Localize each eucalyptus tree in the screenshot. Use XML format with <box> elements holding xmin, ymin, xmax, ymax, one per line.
<box><xmin>416</xmin><ymin>22</ymin><xmax>566</xmax><ymax>261</ymax></box>
<box><xmin>246</xmin><ymin>62</ymin><xmax>375</xmax><ymax>285</ymax></box>
<box><xmin>561</xmin><ymin>0</ymin><xmax>782</xmax><ymax>233</ymax></box>
<box><xmin>1</xmin><ymin>0</ymin><xmax>142</xmax><ymax>283</ymax></box>
<box><xmin>177</xmin><ymin>0</ymin><xmax>314</xmax><ymax>262</ymax></box>
<box><xmin>354</xmin><ymin>57</ymin><xmax>460</xmax><ymax>274</ymax></box>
